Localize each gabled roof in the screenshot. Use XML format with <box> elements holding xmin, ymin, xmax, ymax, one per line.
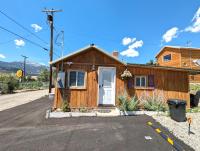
<box><xmin>50</xmin><ymin>45</ymin><xmax>126</xmax><ymax>65</ymax></box>
<box><xmin>155</xmin><ymin>45</ymin><xmax>200</xmax><ymax>58</ymax></box>
<box><xmin>50</xmin><ymin>44</ymin><xmax>200</xmax><ymax>74</ymax></box>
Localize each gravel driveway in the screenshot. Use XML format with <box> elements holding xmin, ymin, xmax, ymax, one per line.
<box><xmin>152</xmin><ymin>113</ymin><xmax>200</xmax><ymax>151</ymax></box>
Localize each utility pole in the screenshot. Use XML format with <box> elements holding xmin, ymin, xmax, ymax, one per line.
<box><xmin>21</xmin><ymin>55</ymin><xmax>28</xmax><ymax>80</ymax></box>
<box><xmin>42</xmin><ymin>8</ymin><xmax>62</xmax><ymax>93</ymax></box>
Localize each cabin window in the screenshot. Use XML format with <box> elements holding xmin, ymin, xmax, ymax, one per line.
<box><xmin>163</xmin><ymin>54</ymin><xmax>171</xmax><ymax>62</ymax></box>
<box><xmin>68</xmin><ymin>70</ymin><xmax>86</xmax><ymax>88</ymax></box>
<box><xmin>135</xmin><ymin>76</ymin><xmax>147</xmax><ymax>87</ymax></box>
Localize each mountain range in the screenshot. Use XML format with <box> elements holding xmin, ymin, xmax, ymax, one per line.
<box><xmin>0</xmin><ymin>61</ymin><xmax>48</xmax><ymax>75</ymax></box>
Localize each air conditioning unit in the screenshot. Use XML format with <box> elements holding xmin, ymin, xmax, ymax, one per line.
<box><xmin>193</xmin><ymin>59</ymin><xmax>200</xmax><ymax>66</ymax></box>
<box><xmin>57</xmin><ymin>72</ymin><xmax>65</xmax><ymax>88</ymax></box>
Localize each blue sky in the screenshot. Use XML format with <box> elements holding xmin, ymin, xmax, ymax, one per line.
<box><xmin>0</xmin><ymin>0</ymin><xmax>200</xmax><ymax>65</ymax></box>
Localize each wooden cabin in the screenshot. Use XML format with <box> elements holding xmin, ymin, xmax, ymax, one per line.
<box><xmin>51</xmin><ymin>45</ymin><xmax>199</xmax><ymax>109</ymax></box>
<box><xmin>156</xmin><ymin>46</ymin><xmax>200</xmax><ymax>83</ymax></box>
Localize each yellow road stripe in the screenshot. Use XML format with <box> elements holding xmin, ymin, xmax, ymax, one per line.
<box><xmin>167</xmin><ymin>138</ymin><xmax>174</xmax><ymax>145</ymax></box>
<box><xmin>147</xmin><ymin>122</ymin><xmax>152</xmax><ymax>126</ymax></box>
<box><xmin>155</xmin><ymin>128</ymin><xmax>161</xmax><ymax>133</ymax></box>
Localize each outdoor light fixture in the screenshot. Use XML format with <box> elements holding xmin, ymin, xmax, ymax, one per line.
<box><xmin>66</xmin><ymin>62</ymin><xmax>73</xmax><ymax>67</ymax></box>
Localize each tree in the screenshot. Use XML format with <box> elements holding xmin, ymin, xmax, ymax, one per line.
<box><xmin>38</xmin><ymin>69</ymin><xmax>49</xmax><ymax>82</ymax></box>
<box><xmin>146</xmin><ymin>60</ymin><xmax>155</xmax><ymax>65</ymax></box>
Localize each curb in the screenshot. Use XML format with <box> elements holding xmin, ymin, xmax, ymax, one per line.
<box><xmin>46</xmin><ymin>110</ymin><xmax>168</xmax><ymax>118</ymax></box>
<box><xmin>147</xmin><ymin>122</ymin><xmax>185</xmax><ymax>151</ymax></box>
<box><xmin>45</xmin><ymin>109</ymin><xmax>50</xmax><ymax>119</ymax></box>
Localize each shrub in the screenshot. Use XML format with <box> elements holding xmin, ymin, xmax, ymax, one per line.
<box><xmin>38</xmin><ymin>69</ymin><xmax>49</xmax><ymax>82</ymax></box>
<box><xmin>187</xmin><ymin>106</ymin><xmax>200</xmax><ymax>113</ymax></box>
<box><xmin>190</xmin><ymin>84</ymin><xmax>200</xmax><ymax>91</ymax></box>
<box><xmin>80</xmin><ymin>107</ymin><xmax>88</xmax><ymax>113</ymax></box>
<box><xmin>18</xmin><ymin>81</ymin><xmax>44</xmax><ymax>90</ymax></box>
<box><xmin>0</xmin><ymin>83</ymin><xmax>8</xmax><ymax>94</ymax></box>
<box><xmin>127</xmin><ymin>96</ymin><xmax>139</xmax><ymax>111</ymax></box>
<box><xmin>62</xmin><ymin>101</ymin><xmax>70</xmax><ymax>112</ymax></box>
<box><xmin>118</xmin><ymin>93</ymin><xmax>128</xmax><ymax>111</ymax></box>
<box><xmin>118</xmin><ymin>93</ymin><xmax>139</xmax><ymax>111</ymax></box>
<box><xmin>0</xmin><ymin>73</ymin><xmax>19</xmax><ymax>94</ymax></box>
<box><xmin>140</xmin><ymin>91</ymin><xmax>167</xmax><ymax>112</ymax></box>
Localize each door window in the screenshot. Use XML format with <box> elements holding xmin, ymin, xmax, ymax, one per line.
<box><xmin>102</xmin><ymin>70</ymin><xmax>112</xmax><ymax>87</ymax></box>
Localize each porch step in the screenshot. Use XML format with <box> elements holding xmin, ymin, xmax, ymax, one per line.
<box><xmin>95</xmin><ymin>107</ymin><xmax>117</xmax><ymax>113</ymax></box>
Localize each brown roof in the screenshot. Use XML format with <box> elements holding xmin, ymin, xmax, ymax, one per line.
<box><xmin>50</xmin><ymin>45</ymin><xmax>126</xmax><ymax>65</ymax></box>
<box><xmin>155</xmin><ymin>46</ymin><xmax>200</xmax><ymax>58</ymax></box>
<box><xmin>50</xmin><ymin>44</ymin><xmax>200</xmax><ymax>74</ymax></box>
<box><xmin>127</xmin><ymin>63</ymin><xmax>200</xmax><ymax>75</ymax></box>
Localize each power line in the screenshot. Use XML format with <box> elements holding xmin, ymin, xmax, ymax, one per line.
<box><xmin>0</xmin><ymin>25</ymin><xmax>60</xmax><ymax>58</ymax></box>
<box><xmin>0</xmin><ymin>10</ymin><xmax>48</xmax><ymax>44</ymax></box>
<box><xmin>0</xmin><ymin>28</ymin><xmax>48</xmax><ymax>45</ymax></box>
<box><xmin>0</xmin><ymin>25</ymin><xmax>48</xmax><ymax>51</ymax></box>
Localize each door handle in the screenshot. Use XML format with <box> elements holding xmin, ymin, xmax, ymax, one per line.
<box><xmin>99</xmin><ymin>84</ymin><xmax>104</xmax><ymax>88</ymax></box>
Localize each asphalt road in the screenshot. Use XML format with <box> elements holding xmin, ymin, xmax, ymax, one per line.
<box><xmin>0</xmin><ymin>89</ymin><xmax>48</xmax><ymax>111</ymax></box>
<box><xmin>0</xmin><ymin>96</ymin><xmax>193</xmax><ymax>151</ymax></box>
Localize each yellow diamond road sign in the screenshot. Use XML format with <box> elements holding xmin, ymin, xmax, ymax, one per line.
<box><xmin>16</xmin><ymin>69</ymin><xmax>23</xmax><ymax>78</ymax></box>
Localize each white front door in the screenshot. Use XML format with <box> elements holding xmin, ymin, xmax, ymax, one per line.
<box><xmin>98</xmin><ymin>67</ymin><xmax>116</xmax><ymax>105</ymax></box>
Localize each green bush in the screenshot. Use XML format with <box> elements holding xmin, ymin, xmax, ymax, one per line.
<box><xmin>80</xmin><ymin>107</ymin><xmax>88</xmax><ymax>113</ymax></box>
<box><xmin>118</xmin><ymin>94</ymin><xmax>128</xmax><ymax>111</ymax></box>
<box><xmin>0</xmin><ymin>73</ymin><xmax>19</xmax><ymax>94</ymax></box>
<box><xmin>118</xmin><ymin>93</ymin><xmax>139</xmax><ymax>111</ymax></box>
<box><xmin>18</xmin><ymin>81</ymin><xmax>44</xmax><ymax>90</ymax></box>
<box><xmin>0</xmin><ymin>83</ymin><xmax>8</xmax><ymax>94</ymax></box>
<box><xmin>190</xmin><ymin>84</ymin><xmax>200</xmax><ymax>91</ymax></box>
<box><xmin>127</xmin><ymin>96</ymin><xmax>139</xmax><ymax>111</ymax></box>
<box><xmin>141</xmin><ymin>91</ymin><xmax>167</xmax><ymax>112</ymax></box>
<box><xmin>62</xmin><ymin>101</ymin><xmax>70</xmax><ymax>112</ymax></box>
<box><xmin>187</xmin><ymin>106</ymin><xmax>200</xmax><ymax>113</ymax></box>
<box><xmin>38</xmin><ymin>69</ymin><xmax>49</xmax><ymax>82</ymax></box>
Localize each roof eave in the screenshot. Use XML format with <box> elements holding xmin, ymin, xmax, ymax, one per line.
<box><xmin>49</xmin><ymin>45</ymin><xmax>126</xmax><ymax>66</ymax></box>
<box><xmin>127</xmin><ymin>63</ymin><xmax>200</xmax><ymax>74</ymax></box>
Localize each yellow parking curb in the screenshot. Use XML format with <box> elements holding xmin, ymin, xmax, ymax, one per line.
<box><xmin>147</xmin><ymin>121</ymin><xmax>184</xmax><ymax>151</ymax></box>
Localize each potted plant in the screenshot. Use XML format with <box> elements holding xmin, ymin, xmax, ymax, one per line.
<box><xmin>121</xmin><ymin>69</ymin><xmax>132</xmax><ymax>80</ymax></box>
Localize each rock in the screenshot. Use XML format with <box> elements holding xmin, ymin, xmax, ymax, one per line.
<box><xmin>152</xmin><ymin>113</ymin><xmax>200</xmax><ymax>151</ymax></box>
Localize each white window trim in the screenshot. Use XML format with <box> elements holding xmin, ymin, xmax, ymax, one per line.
<box><xmin>134</xmin><ymin>75</ymin><xmax>147</xmax><ymax>87</ymax></box>
<box><xmin>163</xmin><ymin>54</ymin><xmax>172</xmax><ymax>62</ymax></box>
<box><xmin>67</xmin><ymin>70</ymin><xmax>87</xmax><ymax>89</ymax></box>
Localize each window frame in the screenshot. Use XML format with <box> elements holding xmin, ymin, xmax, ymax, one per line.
<box><xmin>163</xmin><ymin>54</ymin><xmax>172</xmax><ymax>62</ymax></box>
<box><xmin>67</xmin><ymin>70</ymin><xmax>87</xmax><ymax>89</ymax></box>
<box><xmin>134</xmin><ymin>75</ymin><xmax>147</xmax><ymax>88</ymax></box>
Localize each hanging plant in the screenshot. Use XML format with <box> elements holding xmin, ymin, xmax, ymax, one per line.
<box><xmin>121</xmin><ymin>69</ymin><xmax>132</xmax><ymax>80</ymax></box>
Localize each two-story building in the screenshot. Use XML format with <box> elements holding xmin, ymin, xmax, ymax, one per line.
<box><xmin>156</xmin><ymin>46</ymin><xmax>200</xmax><ymax>83</ymax></box>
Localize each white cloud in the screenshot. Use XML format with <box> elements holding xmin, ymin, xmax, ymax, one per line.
<box><xmin>185</xmin><ymin>7</ymin><xmax>200</xmax><ymax>33</ymax></box>
<box><xmin>14</xmin><ymin>39</ymin><xmax>25</xmax><ymax>47</ymax></box>
<box><xmin>129</xmin><ymin>40</ymin><xmax>143</xmax><ymax>49</ymax></box>
<box><xmin>122</xmin><ymin>37</ymin><xmax>136</xmax><ymax>46</ymax></box>
<box><xmin>120</xmin><ymin>48</ymin><xmax>139</xmax><ymax>57</ymax></box>
<box><xmin>162</xmin><ymin>27</ymin><xmax>179</xmax><ymax>43</ymax></box>
<box><xmin>0</xmin><ymin>54</ymin><xmax>6</xmax><ymax>59</ymax></box>
<box><xmin>120</xmin><ymin>40</ymin><xmax>143</xmax><ymax>57</ymax></box>
<box><xmin>31</xmin><ymin>24</ymin><xmax>42</xmax><ymax>32</ymax></box>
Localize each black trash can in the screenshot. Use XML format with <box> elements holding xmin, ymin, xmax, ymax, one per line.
<box><xmin>167</xmin><ymin>99</ymin><xmax>186</xmax><ymax>122</ymax></box>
